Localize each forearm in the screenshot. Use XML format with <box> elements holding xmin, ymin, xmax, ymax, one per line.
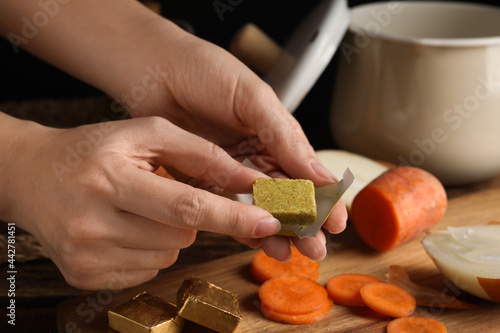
<box><xmin>0</xmin><ymin>0</ymin><xmax>182</xmax><ymax>99</ymax></box>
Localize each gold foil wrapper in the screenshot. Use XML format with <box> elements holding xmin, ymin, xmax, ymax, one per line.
<box><xmin>108</xmin><ymin>292</ymin><xmax>184</xmax><ymax>333</ymax></box>
<box><xmin>177</xmin><ymin>278</ymin><xmax>241</xmax><ymax>333</ymax></box>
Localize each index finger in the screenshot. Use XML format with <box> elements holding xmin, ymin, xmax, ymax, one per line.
<box><xmin>109</xmin><ymin>165</ymin><xmax>281</xmax><ymax>238</ymax></box>
<box><xmin>124</xmin><ymin>116</ymin><xmax>267</xmax><ymax>194</ymax></box>
<box><xmin>232</xmin><ymin>77</ymin><xmax>338</xmax><ymax>186</ymax></box>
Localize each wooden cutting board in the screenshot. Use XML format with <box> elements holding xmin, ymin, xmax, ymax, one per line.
<box><xmin>57</xmin><ymin>185</ymin><xmax>500</xmax><ymax>333</ymax></box>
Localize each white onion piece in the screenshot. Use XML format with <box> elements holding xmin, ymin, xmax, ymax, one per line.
<box><xmin>458</xmin><ymin>248</ymin><xmax>500</xmax><ymax>265</ymax></box>
<box><xmin>316</xmin><ymin>150</ymin><xmax>389</xmax><ymax>210</ymax></box>
<box><xmin>447</xmin><ymin>226</ymin><xmax>500</xmax><ymax>247</ymax></box>
<box><xmin>422</xmin><ymin>225</ymin><xmax>500</xmax><ymax>302</ymax></box>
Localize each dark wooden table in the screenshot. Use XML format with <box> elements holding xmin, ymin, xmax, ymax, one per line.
<box><xmin>2</xmin><ymin>97</ymin><xmax>500</xmax><ymax>332</ymax></box>
<box><xmin>1</xmin><ymin>229</ymin><xmax>252</xmax><ymax>332</ymax></box>
<box><xmin>4</xmin><ymin>178</ymin><xmax>500</xmax><ymax>333</ymax></box>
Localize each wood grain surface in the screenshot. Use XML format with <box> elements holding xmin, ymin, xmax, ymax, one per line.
<box><xmin>57</xmin><ymin>185</ymin><xmax>500</xmax><ymax>333</ymax></box>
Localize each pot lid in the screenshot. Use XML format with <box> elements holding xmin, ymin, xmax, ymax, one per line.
<box><xmin>265</xmin><ymin>0</ymin><xmax>350</xmax><ymax>113</ymax></box>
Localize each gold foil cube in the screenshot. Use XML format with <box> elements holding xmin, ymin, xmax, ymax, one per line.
<box><xmin>108</xmin><ymin>292</ymin><xmax>184</xmax><ymax>333</ymax></box>
<box><xmin>177</xmin><ymin>278</ymin><xmax>241</xmax><ymax>333</ymax></box>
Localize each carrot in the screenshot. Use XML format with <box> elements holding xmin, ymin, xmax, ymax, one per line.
<box><xmin>360</xmin><ymin>282</ymin><xmax>416</xmax><ymax>317</ymax></box>
<box><xmin>250</xmin><ymin>246</ymin><xmax>320</xmax><ymax>283</ymax></box>
<box><xmin>350</xmin><ymin>166</ymin><xmax>447</xmax><ymax>252</ymax></box>
<box><xmin>153</xmin><ymin>166</ymin><xmax>174</xmax><ymax>179</ymax></box>
<box><xmin>326</xmin><ymin>273</ymin><xmax>382</xmax><ymax>307</ymax></box>
<box><xmin>261</xmin><ymin>297</ymin><xmax>333</xmax><ymax>325</ymax></box>
<box><xmin>259</xmin><ymin>274</ymin><xmax>328</xmax><ymax>315</ymax></box>
<box><xmin>387</xmin><ymin>316</ymin><xmax>447</xmax><ymax>333</ymax></box>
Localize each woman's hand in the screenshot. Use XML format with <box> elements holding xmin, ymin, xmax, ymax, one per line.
<box><xmin>117</xmin><ymin>22</ymin><xmax>348</xmax><ymax>262</ymax></box>
<box><xmin>0</xmin><ymin>0</ymin><xmax>348</xmax><ymax>277</ymax></box>
<box><xmin>1</xmin><ymin>114</ymin><xmax>281</xmax><ymax>290</ymax></box>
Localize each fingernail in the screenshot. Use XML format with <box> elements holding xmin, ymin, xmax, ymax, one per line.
<box><xmin>255</xmin><ymin>171</ymin><xmax>271</xmax><ymax>179</ymax></box>
<box><xmin>328</xmin><ymin>215</ymin><xmax>348</xmax><ymax>234</ymax></box>
<box><xmin>248</xmin><ymin>239</ymin><xmax>262</xmax><ymax>249</ymax></box>
<box><xmin>311</xmin><ymin>161</ymin><xmax>338</xmax><ymax>183</ymax></box>
<box><xmin>318</xmin><ymin>230</ymin><xmax>327</xmax><ymax>245</ymax></box>
<box><xmin>276</xmin><ymin>252</ymin><xmax>292</xmax><ymax>263</ymax></box>
<box><xmin>310</xmin><ymin>247</ymin><xmax>327</xmax><ymax>262</ymax></box>
<box><xmin>254</xmin><ymin>216</ymin><xmax>281</xmax><ymax>237</ymax></box>
<box><xmin>332</xmin><ymin>221</ymin><xmax>347</xmax><ymax>234</ymax></box>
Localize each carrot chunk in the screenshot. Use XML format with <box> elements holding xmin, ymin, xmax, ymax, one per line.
<box><xmin>261</xmin><ymin>297</ymin><xmax>333</xmax><ymax>325</ymax></box>
<box><xmin>259</xmin><ymin>274</ymin><xmax>328</xmax><ymax>315</ymax></box>
<box><xmin>326</xmin><ymin>273</ymin><xmax>382</xmax><ymax>307</ymax></box>
<box><xmin>250</xmin><ymin>246</ymin><xmax>320</xmax><ymax>283</ymax></box>
<box><xmin>387</xmin><ymin>316</ymin><xmax>447</xmax><ymax>333</ymax></box>
<box><xmin>360</xmin><ymin>282</ymin><xmax>416</xmax><ymax>317</ymax></box>
<box><xmin>351</xmin><ymin>166</ymin><xmax>447</xmax><ymax>252</ymax></box>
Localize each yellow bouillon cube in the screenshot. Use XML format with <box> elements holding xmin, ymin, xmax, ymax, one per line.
<box><xmin>253</xmin><ymin>179</ymin><xmax>317</xmax><ymax>226</ymax></box>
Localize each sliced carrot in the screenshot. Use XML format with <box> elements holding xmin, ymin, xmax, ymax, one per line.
<box><xmin>351</xmin><ymin>166</ymin><xmax>447</xmax><ymax>252</ymax></box>
<box><xmin>250</xmin><ymin>246</ymin><xmax>320</xmax><ymax>283</ymax></box>
<box><xmin>326</xmin><ymin>273</ymin><xmax>382</xmax><ymax>307</ymax></box>
<box><xmin>261</xmin><ymin>297</ymin><xmax>333</xmax><ymax>325</ymax></box>
<box><xmin>360</xmin><ymin>282</ymin><xmax>416</xmax><ymax>317</ymax></box>
<box><xmin>309</xmin><ymin>269</ymin><xmax>319</xmax><ymax>282</ymax></box>
<box><xmin>153</xmin><ymin>166</ymin><xmax>174</xmax><ymax>179</ymax></box>
<box><xmin>387</xmin><ymin>316</ymin><xmax>447</xmax><ymax>333</ymax></box>
<box><xmin>259</xmin><ymin>274</ymin><xmax>328</xmax><ymax>315</ymax></box>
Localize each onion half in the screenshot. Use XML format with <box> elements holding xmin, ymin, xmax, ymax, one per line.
<box><xmin>422</xmin><ymin>225</ymin><xmax>500</xmax><ymax>302</ymax></box>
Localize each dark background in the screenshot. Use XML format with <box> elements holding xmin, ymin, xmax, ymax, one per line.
<box><xmin>1</xmin><ymin>0</ymin><xmax>499</xmax><ymax>149</ymax></box>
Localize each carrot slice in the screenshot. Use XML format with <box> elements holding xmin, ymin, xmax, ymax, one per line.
<box><xmin>153</xmin><ymin>166</ymin><xmax>174</xmax><ymax>179</ymax></box>
<box><xmin>351</xmin><ymin>166</ymin><xmax>447</xmax><ymax>252</ymax></box>
<box><xmin>387</xmin><ymin>316</ymin><xmax>447</xmax><ymax>333</ymax></box>
<box><xmin>326</xmin><ymin>273</ymin><xmax>382</xmax><ymax>307</ymax></box>
<box><xmin>250</xmin><ymin>247</ymin><xmax>320</xmax><ymax>283</ymax></box>
<box><xmin>261</xmin><ymin>297</ymin><xmax>333</xmax><ymax>325</ymax></box>
<box><xmin>259</xmin><ymin>274</ymin><xmax>328</xmax><ymax>315</ymax></box>
<box><xmin>309</xmin><ymin>269</ymin><xmax>319</xmax><ymax>282</ymax></box>
<box><xmin>360</xmin><ymin>282</ymin><xmax>416</xmax><ymax>317</ymax></box>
